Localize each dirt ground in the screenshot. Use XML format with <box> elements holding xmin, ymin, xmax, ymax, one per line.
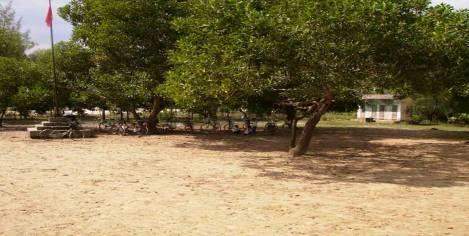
<box><xmin>0</xmin><ymin>128</ymin><xmax>468</xmax><ymax>235</ymax></box>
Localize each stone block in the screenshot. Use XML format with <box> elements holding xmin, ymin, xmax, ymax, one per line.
<box><xmin>29</xmin><ymin>129</ymin><xmax>95</xmax><ymax>139</ymax></box>
<box><xmin>48</xmin><ymin>117</ymin><xmax>70</xmax><ymax>123</ymax></box>
<box><xmin>35</xmin><ymin>126</ymin><xmax>72</xmax><ymax>131</ymax></box>
<box><xmin>41</xmin><ymin>121</ymin><xmax>69</xmax><ymax>127</ymax></box>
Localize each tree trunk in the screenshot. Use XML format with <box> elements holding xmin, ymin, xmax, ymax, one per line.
<box><xmin>290</xmin><ymin>91</ymin><xmax>333</xmax><ymax>157</ymax></box>
<box><xmin>119</xmin><ymin>109</ymin><xmax>124</xmax><ymax>121</ymax></box>
<box><xmin>147</xmin><ymin>96</ymin><xmax>164</xmax><ymax>133</ymax></box>
<box><xmin>289</xmin><ymin>118</ymin><xmax>299</xmax><ymax>149</ymax></box>
<box><xmin>126</xmin><ymin>110</ymin><xmax>130</xmax><ymax>122</ymax></box>
<box><xmin>132</xmin><ymin>109</ymin><xmax>141</xmax><ymax>121</ymax></box>
<box><xmin>101</xmin><ymin>108</ymin><xmax>106</xmax><ymax>121</ymax></box>
<box><xmin>240</xmin><ymin>110</ymin><xmax>250</xmax><ymax>129</ymax></box>
<box><xmin>0</xmin><ymin>109</ymin><xmax>5</xmax><ymax>127</ymax></box>
<box><xmin>285</xmin><ymin>107</ymin><xmax>295</xmax><ymax>129</ymax></box>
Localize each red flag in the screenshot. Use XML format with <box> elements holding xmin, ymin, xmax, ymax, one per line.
<box><xmin>45</xmin><ymin>4</ymin><xmax>53</xmax><ymax>27</ymax></box>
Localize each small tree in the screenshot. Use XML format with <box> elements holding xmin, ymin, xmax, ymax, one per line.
<box><xmin>0</xmin><ymin>1</ymin><xmax>33</xmax><ymax>125</ymax></box>
<box><xmin>29</xmin><ymin>41</ymin><xmax>96</xmax><ymax>112</ymax></box>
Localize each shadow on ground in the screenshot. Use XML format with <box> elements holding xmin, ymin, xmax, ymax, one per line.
<box><xmin>174</xmin><ymin>127</ymin><xmax>469</xmax><ymax>188</ymax></box>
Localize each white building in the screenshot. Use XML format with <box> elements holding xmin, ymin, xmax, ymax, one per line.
<box><xmin>357</xmin><ymin>94</ymin><xmax>413</xmax><ymax>122</ymax></box>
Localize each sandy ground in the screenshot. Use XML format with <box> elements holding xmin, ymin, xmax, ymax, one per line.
<box><xmin>0</xmin><ymin>128</ymin><xmax>468</xmax><ymax>235</ymax></box>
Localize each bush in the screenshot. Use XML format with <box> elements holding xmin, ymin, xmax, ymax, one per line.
<box><xmin>460</xmin><ymin>114</ymin><xmax>469</xmax><ymax>124</ymax></box>
<box><xmin>409</xmin><ymin>114</ymin><xmax>425</xmax><ymax>125</ymax></box>
<box><xmin>449</xmin><ymin>113</ymin><xmax>469</xmax><ymax>125</ymax></box>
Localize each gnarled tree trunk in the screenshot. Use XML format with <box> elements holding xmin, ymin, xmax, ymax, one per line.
<box><xmin>290</xmin><ymin>91</ymin><xmax>333</xmax><ymax>157</ymax></box>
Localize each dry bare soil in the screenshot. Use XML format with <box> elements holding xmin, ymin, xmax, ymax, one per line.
<box><xmin>1</xmin><ymin>128</ymin><xmax>468</xmax><ymax>235</ymax></box>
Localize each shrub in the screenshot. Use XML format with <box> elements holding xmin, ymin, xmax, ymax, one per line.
<box><xmin>448</xmin><ymin>113</ymin><xmax>469</xmax><ymax>125</ymax></box>
<box><xmin>409</xmin><ymin>114</ymin><xmax>425</xmax><ymax>124</ymax></box>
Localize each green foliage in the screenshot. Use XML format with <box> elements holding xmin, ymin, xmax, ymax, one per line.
<box><xmin>409</xmin><ymin>114</ymin><xmax>426</xmax><ymax>125</ymax></box>
<box><xmin>165</xmin><ymin>0</ymin><xmax>454</xmax><ymax>118</ymax></box>
<box><xmin>321</xmin><ymin>112</ymin><xmax>356</xmax><ymax>121</ymax></box>
<box><xmin>448</xmin><ymin>113</ymin><xmax>469</xmax><ymax>125</ymax></box>
<box><xmin>29</xmin><ymin>41</ymin><xmax>95</xmax><ymax>111</ymax></box>
<box><xmin>163</xmin><ymin>0</ymin><xmax>276</xmax><ymax>113</ymax></box>
<box><xmin>403</xmin><ymin>4</ymin><xmax>469</xmax><ymax>99</ymax></box>
<box><xmin>413</xmin><ymin>96</ymin><xmax>448</xmax><ymax>120</ymax></box>
<box><xmin>0</xmin><ymin>3</ymin><xmax>35</xmax><ymax>119</ymax></box>
<box><xmin>60</xmin><ymin>0</ymin><xmax>182</xmax><ymax>113</ymax></box>
<box><xmin>0</xmin><ymin>57</ymin><xmax>24</xmax><ymax>111</ymax></box>
<box><xmin>1</xmin><ymin>0</ymin><xmax>467</xmax><ymax>128</ymax></box>
<box><xmin>0</xmin><ymin>58</ymin><xmax>49</xmax><ymax>117</ymax></box>
<box><xmin>0</xmin><ymin>1</ymin><xmax>33</xmax><ymax>58</ymax></box>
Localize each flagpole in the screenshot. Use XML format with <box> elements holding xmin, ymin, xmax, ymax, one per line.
<box><xmin>48</xmin><ymin>0</ymin><xmax>59</xmax><ymax>117</ymax></box>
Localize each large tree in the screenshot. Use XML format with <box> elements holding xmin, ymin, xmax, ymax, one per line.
<box><xmin>60</xmin><ymin>0</ymin><xmax>181</xmax><ymax>130</ymax></box>
<box><xmin>408</xmin><ymin>5</ymin><xmax>469</xmax><ymax>119</ymax></box>
<box><xmin>165</xmin><ymin>0</ymin><xmax>464</xmax><ymax>156</ymax></box>
<box><xmin>163</xmin><ymin>0</ymin><xmax>279</xmax><ymax>122</ymax></box>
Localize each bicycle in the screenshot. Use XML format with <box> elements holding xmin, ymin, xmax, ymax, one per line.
<box><xmin>223</xmin><ymin>117</ymin><xmax>236</xmax><ymax>131</ymax></box>
<box><xmin>98</xmin><ymin>119</ymin><xmax>119</xmax><ymax>134</ymax></box>
<box><xmin>161</xmin><ymin>120</ymin><xmax>177</xmax><ymax>131</ymax></box>
<box><xmin>115</xmin><ymin>121</ymin><xmax>129</xmax><ymax>135</ymax></box>
<box><xmin>123</xmin><ymin>120</ymin><xmax>149</xmax><ymax>136</ymax></box>
<box><xmin>265</xmin><ymin>120</ymin><xmax>278</xmax><ymax>134</ymax></box>
<box><xmin>183</xmin><ymin>118</ymin><xmax>194</xmax><ymax>132</ymax></box>
<box><xmin>199</xmin><ymin>118</ymin><xmax>221</xmax><ymax>131</ymax></box>
<box><xmin>281</xmin><ymin>120</ymin><xmax>292</xmax><ymax>129</ymax></box>
<box><xmin>241</xmin><ymin>118</ymin><xmax>257</xmax><ymax>135</ymax></box>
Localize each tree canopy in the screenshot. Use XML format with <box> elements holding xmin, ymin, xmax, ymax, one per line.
<box><xmin>60</xmin><ymin>0</ymin><xmax>182</xmax><ymax>127</ymax></box>
<box><xmin>163</xmin><ymin>0</ymin><xmax>468</xmax><ymax>155</ymax></box>
<box><xmin>0</xmin><ymin>0</ymin><xmax>467</xmax><ymax>155</ymax></box>
<box><xmin>0</xmin><ymin>1</ymin><xmax>34</xmax><ymax>125</ymax></box>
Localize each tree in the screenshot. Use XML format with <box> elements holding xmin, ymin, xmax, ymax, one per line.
<box><xmin>29</xmin><ymin>41</ymin><xmax>95</xmax><ymax>112</ymax></box>
<box><xmin>11</xmin><ymin>62</ymin><xmax>51</xmax><ymax>118</ymax></box>
<box><xmin>0</xmin><ymin>1</ymin><xmax>33</xmax><ymax>126</ymax></box>
<box><xmin>409</xmin><ymin>5</ymin><xmax>469</xmax><ymax>119</ymax></box>
<box><xmin>166</xmin><ymin>0</ymin><xmax>453</xmax><ymax>156</ymax></box>
<box><xmin>60</xmin><ymin>0</ymin><xmax>181</xmax><ymax>130</ymax></box>
<box><xmin>0</xmin><ymin>58</ymin><xmax>21</xmax><ymax>125</ymax></box>
<box><xmin>163</xmin><ymin>0</ymin><xmax>278</xmax><ymax>122</ymax></box>
<box><xmin>0</xmin><ymin>1</ymin><xmax>33</xmax><ymax>58</ymax></box>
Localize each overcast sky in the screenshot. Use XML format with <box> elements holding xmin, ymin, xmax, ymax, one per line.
<box><xmin>2</xmin><ymin>0</ymin><xmax>468</xmax><ymax>52</ymax></box>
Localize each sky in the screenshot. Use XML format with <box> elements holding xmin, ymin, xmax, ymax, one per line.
<box><xmin>2</xmin><ymin>0</ymin><xmax>468</xmax><ymax>53</ymax></box>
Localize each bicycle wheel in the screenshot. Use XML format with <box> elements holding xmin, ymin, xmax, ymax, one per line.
<box><xmin>199</xmin><ymin>123</ymin><xmax>209</xmax><ymax>131</ymax></box>
<box><xmin>265</xmin><ymin>123</ymin><xmax>277</xmax><ymax>134</ymax></box>
<box><xmin>212</xmin><ymin>121</ymin><xmax>221</xmax><ymax>131</ymax></box>
<box><xmin>110</xmin><ymin>124</ymin><xmax>120</xmax><ymax>134</ymax></box>
<box><xmin>184</xmin><ymin>124</ymin><xmax>193</xmax><ymax>132</ymax></box>
<box><xmin>169</xmin><ymin>123</ymin><xmax>177</xmax><ymax>131</ymax></box>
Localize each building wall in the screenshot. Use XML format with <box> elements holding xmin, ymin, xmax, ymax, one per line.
<box><xmin>358</xmin><ymin>99</ymin><xmax>404</xmax><ymax>121</ymax></box>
